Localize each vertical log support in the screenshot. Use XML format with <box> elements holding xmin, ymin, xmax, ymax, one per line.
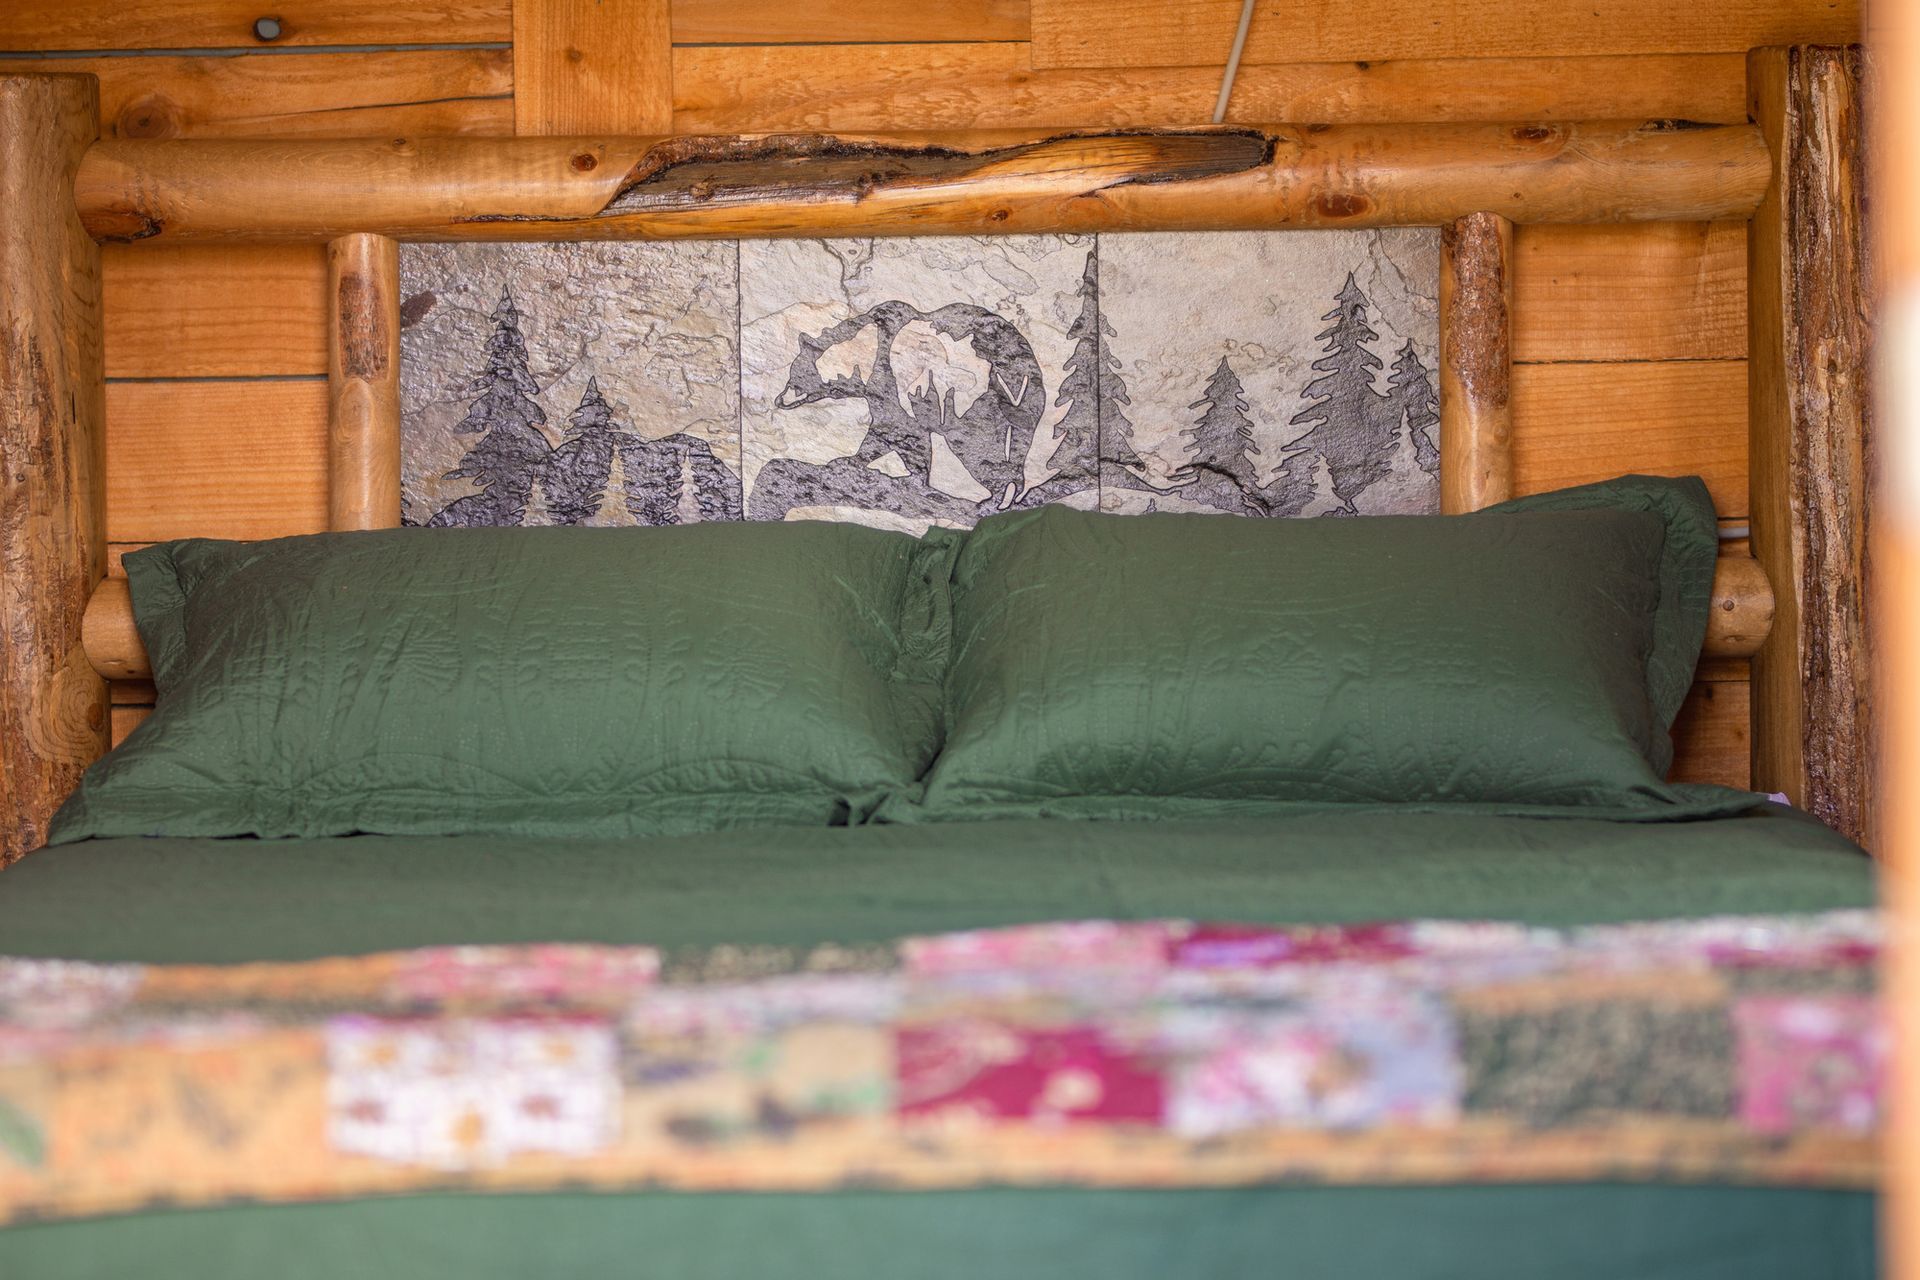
<box><xmin>1747</xmin><ymin>46</ymin><xmax>1875</xmax><ymax>847</ymax></box>
<box><xmin>0</xmin><ymin>74</ymin><xmax>105</xmax><ymax>864</ymax></box>
<box><xmin>1438</xmin><ymin>211</ymin><xmax>1515</xmax><ymax>513</ymax></box>
<box><xmin>326</xmin><ymin>233</ymin><xmax>402</xmax><ymax>531</ymax></box>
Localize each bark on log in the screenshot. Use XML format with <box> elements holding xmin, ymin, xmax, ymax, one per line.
<box><xmin>1747</xmin><ymin>46</ymin><xmax>1874</xmax><ymax>847</ymax></box>
<box><xmin>327</xmin><ymin>233</ymin><xmax>402</xmax><ymax>531</ymax></box>
<box><xmin>1</xmin><ymin>74</ymin><xmax>107</xmax><ymax>863</ymax></box>
<box><xmin>72</xmin><ymin>121</ymin><xmax>1770</xmax><ymax>245</ymax></box>
<box><xmin>1439</xmin><ymin>211</ymin><xmax>1515</xmax><ymax>514</ymax></box>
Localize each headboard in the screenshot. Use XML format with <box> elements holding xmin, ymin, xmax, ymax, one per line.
<box><xmin>0</xmin><ymin>46</ymin><xmax>1873</xmax><ymax>861</ymax></box>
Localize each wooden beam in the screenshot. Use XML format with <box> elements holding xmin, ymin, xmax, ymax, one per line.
<box><xmin>326</xmin><ymin>235</ymin><xmax>402</xmax><ymax>531</ymax></box>
<box><xmin>514</xmin><ymin>0</ymin><xmax>672</xmax><ymax>136</ymax></box>
<box><xmin>1030</xmin><ymin>0</ymin><xmax>1861</xmax><ymax>71</ymax></box>
<box><xmin>1746</xmin><ymin>46</ymin><xmax>1874</xmax><ymax>847</ymax></box>
<box><xmin>72</xmin><ymin>121</ymin><xmax>1771</xmax><ymax>245</ymax></box>
<box><xmin>0</xmin><ymin>49</ymin><xmax>513</xmax><ymax>141</ymax></box>
<box><xmin>106</xmin><ymin>379</ymin><xmax>330</xmax><ymax>543</ymax></box>
<box><xmin>1438</xmin><ymin>212</ymin><xmax>1514</xmax><ymax>514</ymax></box>
<box><xmin>671</xmin><ymin>46</ymin><xmax>1749</xmax><ymax>133</ymax></box>
<box><xmin>0</xmin><ymin>73</ymin><xmax>106</xmax><ymax>864</ymax></box>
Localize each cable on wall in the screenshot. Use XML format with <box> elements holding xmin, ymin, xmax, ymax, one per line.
<box><xmin>1211</xmin><ymin>0</ymin><xmax>1259</xmax><ymax>124</ymax></box>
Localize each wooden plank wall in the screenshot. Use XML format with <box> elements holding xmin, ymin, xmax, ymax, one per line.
<box><xmin>0</xmin><ymin>0</ymin><xmax>1865</xmax><ymax>781</ymax></box>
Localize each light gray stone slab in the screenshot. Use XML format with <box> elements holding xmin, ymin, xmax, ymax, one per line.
<box><xmin>399</xmin><ymin>241</ymin><xmax>740</xmax><ymax>527</ymax></box>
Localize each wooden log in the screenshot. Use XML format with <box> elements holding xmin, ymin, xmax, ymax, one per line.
<box><xmin>514</xmin><ymin>0</ymin><xmax>672</xmax><ymax>136</ymax></box>
<box><xmin>327</xmin><ymin>235</ymin><xmax>402</xmax><ymax>531</ymax></box>
<box><xmin>1704</xmin><ymin>554</ymin><xmax>1772</xmax><ymax>659</ymax></box>
<box><xmin>1438</xmin><ymin>212</ymin><xmax>1514</xmax><ymax>513</ymax></box>
<box><xmin>1746</xmin><ymin>46</ymin><xmax>1874</xmax><ymax>847</ymax></box>
<box><xmin>0</xmin><ymin>74</ymin><xmax>106</xmax><ymax>864</ymax></box>
<box><xmin>72</xmin><ymin>121</ymin><xmax>1771</xmax><ymax>245</ymax></box>
<box><xmin>81</xmin><ymin>579</ymin><xmax>143</xmax><ymax>682</ymax></box>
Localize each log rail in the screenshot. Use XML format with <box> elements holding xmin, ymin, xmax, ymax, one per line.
<box><xmin>72</xmin><ymin>121</ymin><xmax>1770</xmax><ymax>245</ymax></box>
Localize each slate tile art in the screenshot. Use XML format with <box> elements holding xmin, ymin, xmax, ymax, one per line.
<box><xmin>399</xmin><ymin>231</ymin><xmax>1440</xmax><ymax>532</ymax></box>
<box><xmin>399</xmin><ymin>241</ymin><xmax>741</xmax><ymax>528</ymax></box>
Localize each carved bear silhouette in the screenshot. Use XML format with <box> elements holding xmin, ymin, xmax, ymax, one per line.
<box><xmin>775</xmin><ymin>300</ymin><xmax>1045</xmax><ymax>509</ymax></box>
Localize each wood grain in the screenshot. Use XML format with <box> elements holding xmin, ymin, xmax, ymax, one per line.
<box><xmin>1669</xmin><ymin>678</ymin><xmax>1751</xmax><ymax>789</ymax></box>
<box><xmin>514</xmin><ymin>0</ymin><xmax>671</xmax><ymax>136</ymax></box>
<box><xmin>0</xmin><ymin>0</ymin><xmax>1028</xmax><ymax>49</ymax></box>
<box><xmin>0</xmin><ymin>50</ymin><xmax>512</xmax><ymax>140</ymax></box>
<box><xmin>0</xmin><ymin>74</ymin><xmax>106</xmax><ymax>864</ymax></box>
<box><xmin>671</xmin><ymin>45</ymin><xmax>1748</xmax><ymax>132</ymax></box>
<box><xmin>672</xmin><ymin>0</ymin><xmax>1028</xmax><ymax>44</ymax></box>
<box><xmin>327</xmin><ymin>234</ymin><xmax>402</xmax><ymax>530</ymax></box>
<box><xmin>74</xmin><ymin>122</ymin><xmax>1771</xmax><ymax>245</ymax></box>
<box><xmin>1030</xmin><ymin>0</ymin><xmax>1861</xmax><ymax>70</ymax></box>
<box><xmin>104</xmin><ymin>245</ymin><xmax>327</xmax><ymax>377</ymax></box>
<box><xmin>109</xmin><ymin>706</ymin><xmax>148</xmax><ymax>749</ymax></box>
<box><xmin>82</xmin><ymin>578</ymin><xmax>144</xmax><ymax>682</ymax></box>
<box><xmin>1747</xmin><ymin>45</ymin><xmax>1875</xmax><ymax>848</ymax></box>
<box><xmin>0</xmin><ymin>1</ymin><xmax>511</xmax><ymax>49</ymax></box>
<box><xmin>1511</xmin><ymin>361</ymin><xmax>1748</xmax><ymax>516</ymax></box>
<box><xmin>1513</xmin><ymin>222</ymin><xmax>1747</xmax><ymax>363</ymax></box>
<box><xmin>106</xmin><ymin>379</ymin><xmax>329</xmax><ymax>542</ymax></box>
<box><xmin>1438</xmin><ymin>212</ymin><xmax>1513</xmax><ymax>514</ymax></box>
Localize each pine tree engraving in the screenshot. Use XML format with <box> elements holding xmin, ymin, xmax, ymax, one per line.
<box><xmin>428</xmin><ymin>286</ymin><xmax>553</xmax><ymax>527</ymax></box>
<box><xmin>545</xmin><ymin>376</ymin><xmax>622</xmax><ymax>525</ymax></box>
<box><xmin>1262</xmin><ymin>273</ymin><xmax>1393</xmax><ymax>517</ymax></box>
<box><xmin>1019</xmin><ymin>248</ymin><xmax>1106</xmax><ymax>506</ymax></box>
<box><xmin>1175</xmin><ymin>355</ymin><xmax>1262</xmax><ymax>513</ymax></box>
<box><xmin>1386</xmin><ymin>339</ymin><xmax>1441</xmax><ymax>475</ymax></box>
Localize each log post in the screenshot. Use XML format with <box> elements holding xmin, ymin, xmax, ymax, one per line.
<box><xmin>1747</xmin><ymin>46</ymin><xmax>1874</xmax><ymax>848</ymax></box>
<box><xmin>326</xmin><ymin>233</ymin><xmax>402</xmax><ymax>531</ymax></box>
<box><xmin>0</xmin><ymin>73</ymin><xmax>106</xmax><ymax>864</ymax></box>
<box><xmin>1438</xmin><ymin>211</ymin><xmax>1515</xmax><ymax>513</ymax></box>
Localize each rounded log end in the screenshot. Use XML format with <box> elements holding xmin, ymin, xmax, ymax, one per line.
<box><xmin>1704</xmin><ymin>555</ymin><xmax>1774</xmax><ymax>659</ymax></box>
<box><xmin>83</xmin><ymin>578</ymin><xmax>152</xmax><ymax>681</ymax></box>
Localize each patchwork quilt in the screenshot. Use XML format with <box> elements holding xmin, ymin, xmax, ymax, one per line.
<box><xmin>0</xmin><ymin>911</ymin><xmax>1883</xmax><ymax>1225</ymax></box>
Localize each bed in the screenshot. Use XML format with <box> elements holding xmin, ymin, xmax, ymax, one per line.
<box><xmin>0</xmin><ymin>44</ymin><xmax>1880</xmax><ymax>1280</ymax></box>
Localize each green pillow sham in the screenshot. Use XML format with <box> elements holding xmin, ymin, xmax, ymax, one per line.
<box><xmin>49</xmin><ymin>522</ymin><xmax>959</xmax><ymax>842</ymax></box>
<box><xmin>910</xmin><ymin>475</ymin><xmax>1746</xmax><ymax>822</ymax></box>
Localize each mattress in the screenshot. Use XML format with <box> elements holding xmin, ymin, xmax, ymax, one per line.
<box><xmin>0</xmin><ymin>805</ymin><xmax>1880</xmax><ymax>1279</ymax></box>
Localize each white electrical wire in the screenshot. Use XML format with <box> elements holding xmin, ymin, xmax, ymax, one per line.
<box><xmin>1211</xmin><ymin>0</ymin><xmax>1259</xmax><ymax>124</ymax></box>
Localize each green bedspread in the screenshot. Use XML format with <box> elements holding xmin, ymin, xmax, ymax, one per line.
<box><xmin>0</xmin><ymin>805</ymin><xmax>1880</xmax><ymax>1279</ymax></box>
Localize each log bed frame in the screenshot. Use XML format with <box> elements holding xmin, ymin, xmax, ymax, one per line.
<box><xmin>0</xmin><ymin>46</ymin><xmax>1873</xmax><ymax>862</ymax></box>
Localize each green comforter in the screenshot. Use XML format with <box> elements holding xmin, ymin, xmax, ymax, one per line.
<box><xmin>0</xmin><ymin>806</ymin><xmax>1880</xmax><ymax>1279</ymax></box>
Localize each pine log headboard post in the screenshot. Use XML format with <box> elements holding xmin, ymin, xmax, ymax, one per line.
<box><xmin>0</xmin><ymin>74</ymin><xmax>106</xmax><ymax>865</ymax></box>
<box><xmin>1438</xmin><ymin>211</ymin><xmax>1515</xmax><ymax>513</ymax></box>
<box><xmin>326</xmin><ymin>233</ymin><xmax>403</xmax><ymax>531</ymax></box>
<box><xmin>1747</xmin><ymin>46</ymin><xmax>1875</xmax><ymax>849</ymax></box>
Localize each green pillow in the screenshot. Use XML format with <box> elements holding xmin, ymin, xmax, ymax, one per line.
<box><xmin>909</xmin><ymin>476</ymin><xmax>1748</xmax><ymax>822</ymax></box>
<box><xmin>49</xmin><ymin>523</ymin><xmax>959</xmax><ymax>842</ymax></box>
